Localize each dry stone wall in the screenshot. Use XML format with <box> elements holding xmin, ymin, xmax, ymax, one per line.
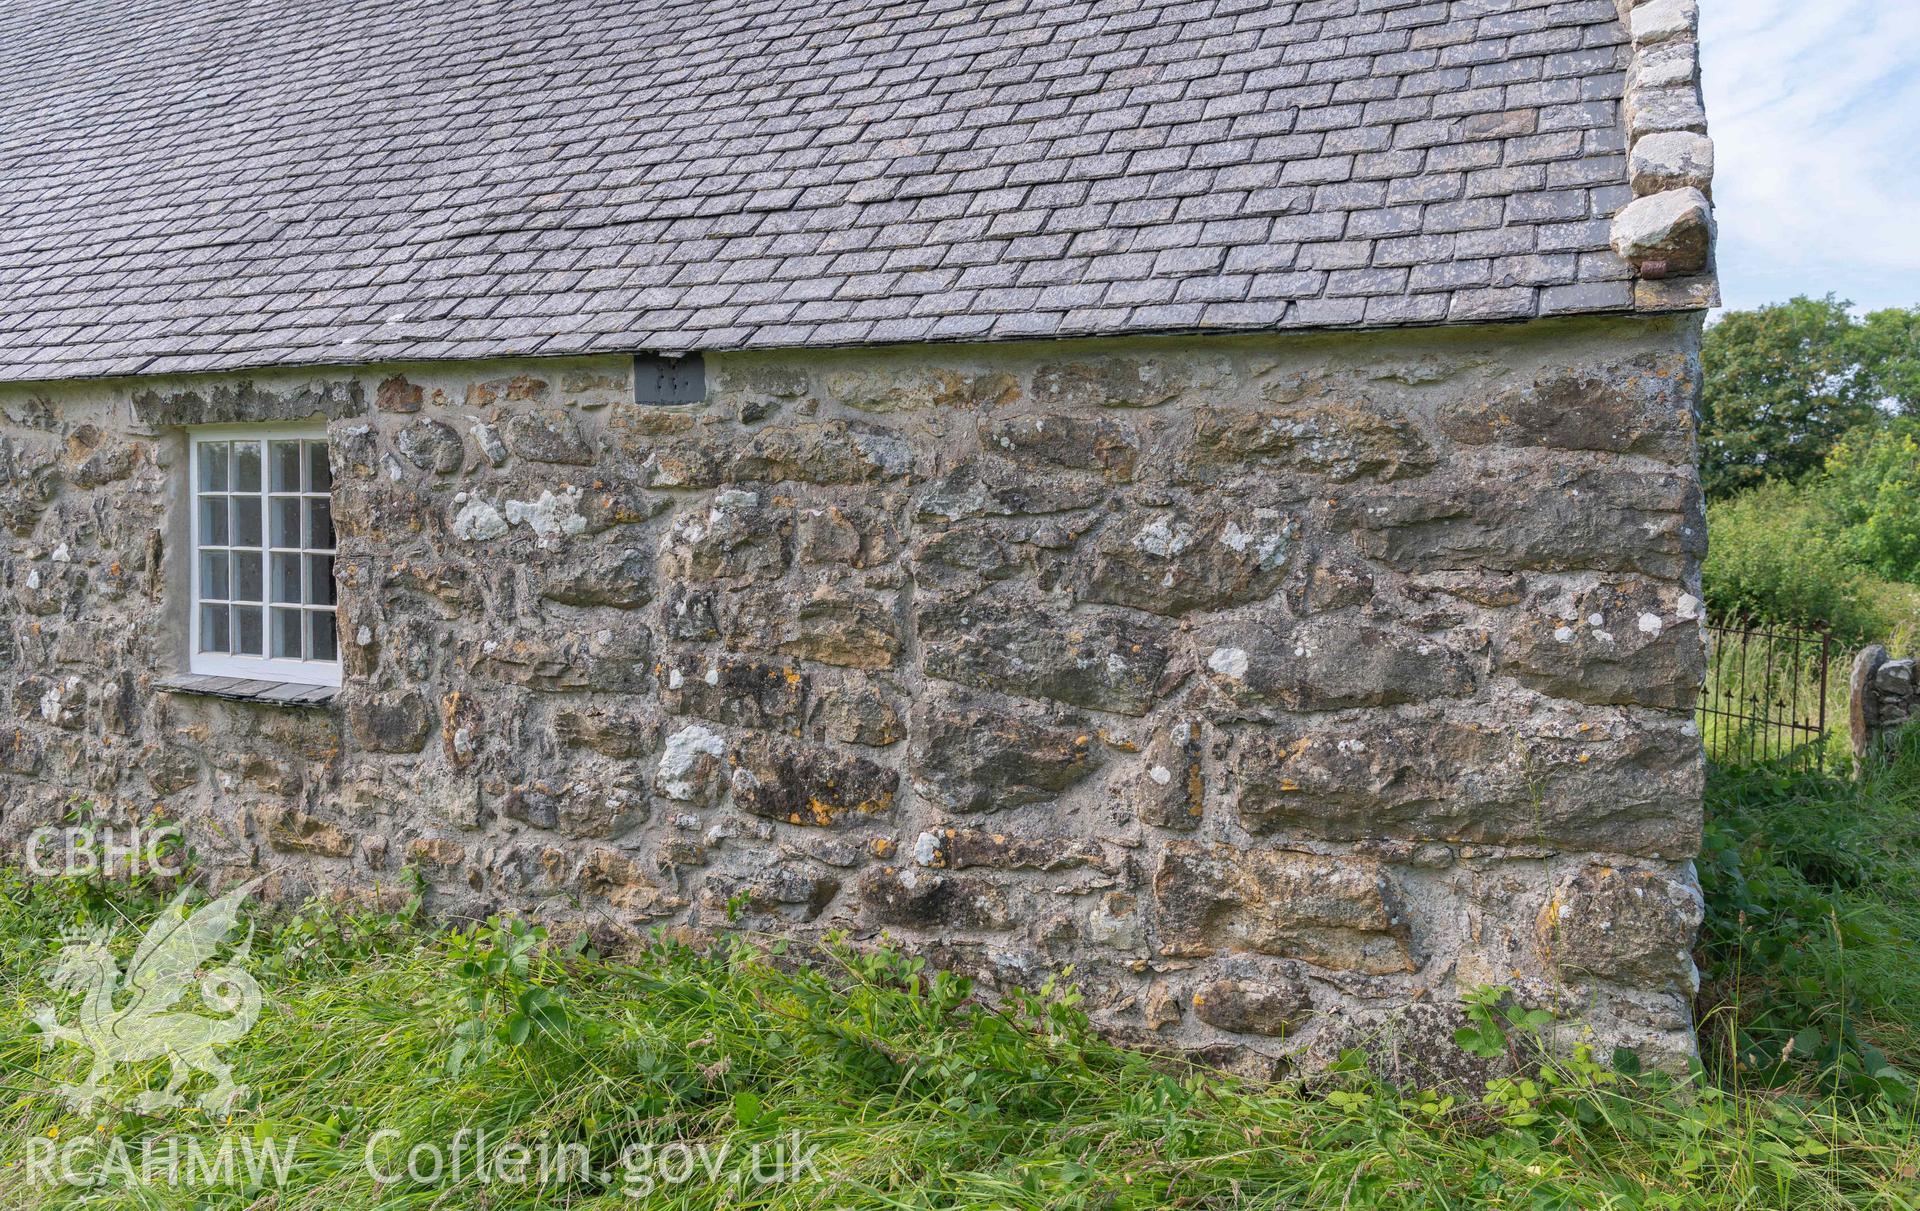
<box><xmin>1850</xmin><ymin>645</ymin><xmax>1917</xmax><ymax>766</ymax></box>
<box><xmin>0</xmin><ymin>316</ymin><xmax>1708</xmax><ymax>1079</ymax></box>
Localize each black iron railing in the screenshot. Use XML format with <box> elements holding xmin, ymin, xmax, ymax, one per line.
<box><xmin>1698</xmin><ymin>617</ymin><xmax>1837</xmax><ymax>768</ymax></box>
<box><xmin>1704</xmin><ymin>614</ymin><xmax>1835</xmax><ymax>767</ymax></box>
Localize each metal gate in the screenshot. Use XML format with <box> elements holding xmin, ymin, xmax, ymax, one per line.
<box><xmin>1697</xmin><ymin>617</ymin><xmax>1836</xmax><ymax>767</ymax></box>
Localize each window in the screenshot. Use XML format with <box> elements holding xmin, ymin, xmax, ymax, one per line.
<box><xmin>189</xmin><ymin>425</ymin><xmax>339</xmax><ymax>686</ymax></box>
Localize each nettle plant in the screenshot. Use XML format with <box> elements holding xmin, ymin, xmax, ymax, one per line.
<box><xmin>446</xmin><ymin>916</ymin><xmax>577</xmax><ymax>1075</ymax></box>
<box><xmin>1437</xmin><ymin>994</ymin><xmax>1840</xmax><ymax>1185</ymax></box>
<box><xmin>1451</xmin><ymin>986</ymin><xmax>1645</xmax><ymax>1128</ymax></box>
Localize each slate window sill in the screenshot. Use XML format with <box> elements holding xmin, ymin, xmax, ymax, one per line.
<box><xmin>155</xmin><ymin>674</ymin><xmax>338</xmax><ymax>708</ymax></box>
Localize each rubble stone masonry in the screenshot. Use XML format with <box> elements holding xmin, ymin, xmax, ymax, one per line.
<box><xmin>0</xmin><ymin>315</ymin><xmax>1709</xmax><ymax>1080</ymax></box>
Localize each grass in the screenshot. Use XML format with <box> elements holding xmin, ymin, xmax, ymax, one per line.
<box><xmin>1697</xmin><ymin>739</ymin><xmax>1920</xmax><ymax>1098</ymax></box>
<box><xmin>1</xmin><ymin>743</ymin><xmax>1918</xmax><ymax>1208</ymax></box>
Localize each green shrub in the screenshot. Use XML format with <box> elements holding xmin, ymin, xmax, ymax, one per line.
<box><xmin>1697</xmin><ymin>732</ymin><xmax>1920</xmax><ymax>1102</ymax></box>
<box><xmin>1704</xmin><ymin>482</ymin><xmax>1888</xmax><ymax>641</ymax></box>
<box><xmin>1858</xmin><ymin>577</ymin><xmax>1920</xmax><ymax>656</ymax></box>
<box><xmin>1822</xmin><ymin>418</ymin><xmax>1920</xmax><ymax>582</ymax></box>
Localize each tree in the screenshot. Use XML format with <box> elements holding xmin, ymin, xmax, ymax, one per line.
<box><xmin>1702</xmin><ymin>297</ymin><xmax>1873</xmax><ymax>497</ymax></box>
<box><xmin>1701</xmin><ymin>295</ymin><xmax>1920</xmax><ymax>499</ymax></box>
<box><xmin>1851</xmin><ymin>306</ymin><xmax>1920</xmax><ymax>413</ymax></box>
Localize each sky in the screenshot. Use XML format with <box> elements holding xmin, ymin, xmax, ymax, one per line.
<box><xmin>1700</xmin><ymin>0</ymin><xmax>1920</xmax><ymax>314</ymax></box>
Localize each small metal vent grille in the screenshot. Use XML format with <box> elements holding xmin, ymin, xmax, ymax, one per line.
<box><xmin>634</xmin><ymin>354</ymin><xmax>705</xmax><ymax>404</ymax></box>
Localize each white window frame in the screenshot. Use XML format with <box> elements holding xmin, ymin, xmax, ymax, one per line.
<box><xmin>187</xmin><ymin>422</ymin><xmax>342</xmax><ymax>687</ymax></box>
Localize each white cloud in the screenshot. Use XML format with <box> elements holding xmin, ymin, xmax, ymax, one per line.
<box><xmin>1700</xmin><ymin>0</ymin><xmax>1920</xmax><ymax>310</ymax></box>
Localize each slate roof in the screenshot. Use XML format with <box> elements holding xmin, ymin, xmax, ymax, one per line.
<box><xmin>0</xmin><ymin>0</ymin><xmax>1670</xmax><ymax>384</ymax></box>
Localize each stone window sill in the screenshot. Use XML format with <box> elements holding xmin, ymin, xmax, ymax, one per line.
<box><xmin>155</xmin><ymin>674</ymin><xmax>338</xmax><ymax>708</ymax></box>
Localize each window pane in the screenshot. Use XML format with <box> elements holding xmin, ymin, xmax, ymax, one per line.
<box><xmin>271</xmin><ymin>497</ymin><xmax>301</xmax><ymax>548</ymax></box>
<box><xmin>199</xmin><ymin>603</ymin><xmax>229</xmax><ymax>652</ymax></box>
<box><xmin>198</xmin><ymin>495</ymin><xmax>228</xmax><ymax>546</ymax></box>
<box><xmin>231</xmin><ymin>493</ymin><xmax>263</xmax><ymax>547</ymax></box>
<box><xmin>271</xmin><ymin>552</ymin><xmax>301</xmax><ymax>603</ymax></box>
<box><xmin>233</xmin><ymin>441</ymin><xmax>262</xmax><ymax>492</ymax></box>
<box><xmin>306</xmin><ymin>498</ymin><xmax>333</xmax><ymax>549</ymax></box>
<box><xmin>309</xmin><ymin>611</ymin><xmax>338</xmax><ymax>663</ymax></box>
<box><xmin>198</xmin><ymin>550</ymin><xmax>229</xmax><ymax>601</ymax></box>
<box><xmin>271</xmin><ymin>441</ymin><xmax>302</xmax><ymax>492</ymax></box>
<box><xmin>198</xmin><ymin>442</ymin><xmax>228</xmax><ymax>492</ymax></box>
<box><xmin>306</xmin><ymin>554</ymin><xmax>336</xmax><ymax>605</ymax></box>
<box><xmin>271</xmin><ymin>608</ymin><xmax>303</xmax><ymax>659</ymax></box>
<box><xmin>231</xmin><ymin>550</ymin><xmax>263</xmax><ymax>602</ymax></box>
<box><xmin>232</xmin><ymin>605</ymin><xmax>263</xmax><ymax>655</ymax></box>
<box><xmin>306</xmin><ymin>441</ymin><xmax>332</xmax><ymax>493</ymax></box>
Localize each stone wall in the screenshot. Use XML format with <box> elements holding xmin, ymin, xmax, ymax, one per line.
<box><xmin>1850</xmin><ymin>646</ymin><xmax>1917</xmax><ymax>766</ymax></box>
<box><xmin>0</xmin><ymin>315</ymin><xmax>1708</xmax><ymax>1079</ymax></box>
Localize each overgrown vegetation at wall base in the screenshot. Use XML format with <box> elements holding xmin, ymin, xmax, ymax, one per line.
<box><xmin>2</xmin><ymin>838</ymin><xmax>1918</xmax><ymax>1209</ymax></box>
<box><xmin>1698</xmin><ymin>731</ymin><xmax>1920</xmax><ymax>1103</ymax></box>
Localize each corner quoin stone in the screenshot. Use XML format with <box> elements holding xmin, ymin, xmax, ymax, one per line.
<box><xmin>1610</xmin><ymin>188</ymin><xmax>1714</xmax><ymax>275</ymax></box>
<box><xmin>1537</xmin><ymin>865</ymin><xmax>1704</xmax><ymax>992</ymax></box>
<box><xmin>1629</xmin><ymin>131</ymin><xmax>1714</xmax><ymax>198</ymax></box>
